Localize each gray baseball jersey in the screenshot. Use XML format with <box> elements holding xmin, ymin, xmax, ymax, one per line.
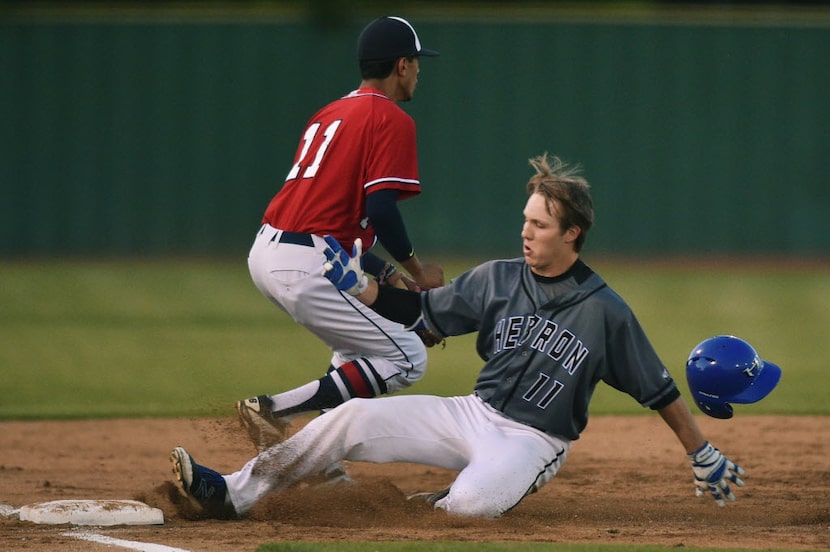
<box><xmin>422</xmin><ymin>258</ymin><xmax>677</xmax><ymax>441</ymax></box>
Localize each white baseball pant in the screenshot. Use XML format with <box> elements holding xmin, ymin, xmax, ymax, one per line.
<box><xmin>247</xmin><ymin>224</ymin><xmax>428</xmax><ymax>395</ymax></box>
<box><xmin>224</xmin><ymin>393</ymin><xmax>570</xmax><ymax>518</ymax></box>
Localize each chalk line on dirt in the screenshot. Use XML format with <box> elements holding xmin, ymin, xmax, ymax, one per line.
<box><xmin>64</xmin><ymin>530</ymin><xmax>192</xmax><ymax>552</ymax></box>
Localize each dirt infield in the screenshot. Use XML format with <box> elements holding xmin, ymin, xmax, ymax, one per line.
<box><xmin>1</xmin><ymin>415</ymin><xmax>828</xmax><ymax>551</ymax></box>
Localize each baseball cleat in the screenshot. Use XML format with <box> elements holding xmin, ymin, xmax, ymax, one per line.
<box><xmin>236</xmin><ymin>395</ymin><xmax>291</xmax><ymax>453</ymax></box>
<box><xmin>406</xmin><ymin>486</ymin><xmax>450</xmax><ymax>507</ymax></box>
<box><xmin>170</xmin><ymin>446</ymin><xmax>236</xmax><ymax>519</ymax></box>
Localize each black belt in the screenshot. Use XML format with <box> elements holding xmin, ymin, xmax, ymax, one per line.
<box><xmin>271</xmin><ymin>231</ymin><xmax>314</xmax><ymax>247</ymax></box>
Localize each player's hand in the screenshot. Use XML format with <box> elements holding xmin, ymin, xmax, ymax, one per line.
<box><xmin>399</xmin><ymin>274</ymin><xmax>420</xmax><ymax>291</ymax></box>
<box><xmin>377</xmin><ymin>262</ymin><xmax>408</xmax><ymax>289</ymax></box>
<box><xmin>412</xmin><ymin>263</ymin><xmax>444</xmax><ymax>290</ymax></box>
<box><xmin>689</xmin><ymin>441</ymin><xmax>745</xmax><ymax>506</ymax></box>
<box><xmin>322</xmin><ymin>236</ymin><xmax>369</xmax><ymax>296</ymax></box>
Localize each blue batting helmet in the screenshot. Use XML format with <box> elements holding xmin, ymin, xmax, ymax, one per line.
<box><xmin>686</xmin><ymin>335</ymin><xmax>782</xmax><ymax>419</ymax></box>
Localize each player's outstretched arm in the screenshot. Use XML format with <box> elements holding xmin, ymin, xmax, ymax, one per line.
<box><xmin>657</xmin><ymin>397</ymin><xmax>745</xmax><ymax>507</ymax></box>
<box><xmin>365</xmin><ymin>189</ymin><xmax>445</xmax><ymax>290</ymax></box>
<box><xmin>323</xmin><ymin>236</ymin><xmax>430</xmax><ymax>340</ymax></box>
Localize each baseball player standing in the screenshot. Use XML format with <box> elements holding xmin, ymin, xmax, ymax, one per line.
<box><xmin>172</xmin><ymin>153</ymin><xmax>743</xmax><ymax>518</ymax></box>
<box><xmin>237</xmin><ymin>16</ymin><xmax>445</xmax><ymax>476</ymax></box>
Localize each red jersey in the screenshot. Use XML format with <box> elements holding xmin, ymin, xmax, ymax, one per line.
<box><xmin>262</xmin><ymin>88</ymin><xmax>422</xmax><ymax>251</ymax></box>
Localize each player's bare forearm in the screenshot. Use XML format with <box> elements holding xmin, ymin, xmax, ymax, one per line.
<box><xmin>657</xmin><ymin>396</ymin><xmax>706</xmax><ymax>454</ymax></box>
<box><xmin>354</xmin><ymin>278</ymin><xmax>379</xmax><ymax>305</ymax></box>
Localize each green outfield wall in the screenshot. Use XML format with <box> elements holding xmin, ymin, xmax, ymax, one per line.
<box><xmin>2</xmin><ymin>5</ymin><xmax>828</xmax><ymax>257</ymax></box>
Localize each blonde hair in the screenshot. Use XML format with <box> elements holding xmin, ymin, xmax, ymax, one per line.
<box><xmin>526</xmin><ymin>153</ymin><xmax>595</xmax><ymax>252</ymax></box>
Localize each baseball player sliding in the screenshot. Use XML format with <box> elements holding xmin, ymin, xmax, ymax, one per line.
<box><xmin>236</xmin><ymin>16</ymin><xmax>445</xmax><ymax>481</ymax></box>
<box><xmin>171</xmin><ymin>152</ymin><xmax>745</xmax><ymax>519</ymax></box>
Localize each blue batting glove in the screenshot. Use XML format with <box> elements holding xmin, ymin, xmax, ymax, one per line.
<box><xmin>322</xmin><ymin>236</ymin><xmax>369</xmax><ymax>296</ymax></box>
<box><xmin>689</xmin><ymin>441</ymin><xmax>745</xmax><ymax>507</ymax></box>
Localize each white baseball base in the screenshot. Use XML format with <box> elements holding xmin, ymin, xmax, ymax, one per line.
<box><xmin>18</xmin><ymin>499</ymin><xmax>163</xmax><ymax>526</ymax></box>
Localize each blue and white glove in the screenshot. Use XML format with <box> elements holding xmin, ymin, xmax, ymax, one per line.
<box><xmin>322</xmin><ymin>235</ymin><xmax>369</xmax><ymax>296</ymax></box>
<box><xmin>689</xmin><ymin>441</ymin><xmax>745</xmax><ymax>507</ymax></box>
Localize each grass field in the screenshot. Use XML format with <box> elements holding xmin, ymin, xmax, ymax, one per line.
<box><xmin>0</xmin><ymin>256</ymin><xmax>827</xmax><ymax>420</ymax></box>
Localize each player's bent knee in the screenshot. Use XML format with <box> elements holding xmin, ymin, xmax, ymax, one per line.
<box><xmin>401</xmin><ymin>335</ymin><xmax>428</xmax><ymax>373</ymax></box>
<box><xmin>385</xmin><ymin>356</ymin><xmax>428</xmax><ymax>393</ymax></box>
<box><xmin>385</xmin><ymin>370</ymin><xmax>422</xmax><ymax>394</ymax></box>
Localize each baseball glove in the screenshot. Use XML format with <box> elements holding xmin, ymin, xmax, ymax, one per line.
<box><xmin>415</xmin><ymin>328</ymin><xmax>446</xmax><ymax>349</ymax></box>
<box><xmin>377</xmin><ymin>263</ymin><xmax>446</xmax><ymax>349</ymax></box>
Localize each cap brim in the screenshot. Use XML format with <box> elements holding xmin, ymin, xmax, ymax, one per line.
<box><xmin>729</xmin><ymin>360</ymin><xmax>782</xmax><ymax>404</ymax></box>
<box><xmin>417</xmin><ymin>48</ymin><xmax>440</xmax><ymax>57</ymax></box>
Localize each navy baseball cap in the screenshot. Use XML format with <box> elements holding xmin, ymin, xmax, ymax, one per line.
<box><xmin>357</xmin><ymin>16</ymin><xmax>439</xmax><ymax>62</ymax></box>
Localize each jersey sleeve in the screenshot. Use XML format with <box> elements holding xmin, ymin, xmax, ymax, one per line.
<box><xmin>601</xmin><ymin>306</ymin><xmax>677</xmax><ymax>408</ymax></box>
<box><xmin>422</xmin><ymin>261</ymin><xmax>501</xmax><ymax>337</ymax></box>
<box><xmin>364</xmin><ymin>107</ymin><xmax>421</xmax><ymax>200</ymax></box>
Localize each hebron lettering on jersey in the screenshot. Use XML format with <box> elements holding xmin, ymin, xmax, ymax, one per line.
<box><xmin>494</xmin><ymin>314</ymin><xmax>590</xmax><ymax>375</ymax></box>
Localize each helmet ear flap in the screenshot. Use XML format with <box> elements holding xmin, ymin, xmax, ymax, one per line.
<box><xmin>695</xmin><ymin>398</ymin><xmax>734</xmax><ymax>419</ymax></box>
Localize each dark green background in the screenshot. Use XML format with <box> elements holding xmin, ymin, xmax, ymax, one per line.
<box><xmin>2</xmin><ymin>4</ymin><xmax>828</xmax><ymax>257</ymax></box>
